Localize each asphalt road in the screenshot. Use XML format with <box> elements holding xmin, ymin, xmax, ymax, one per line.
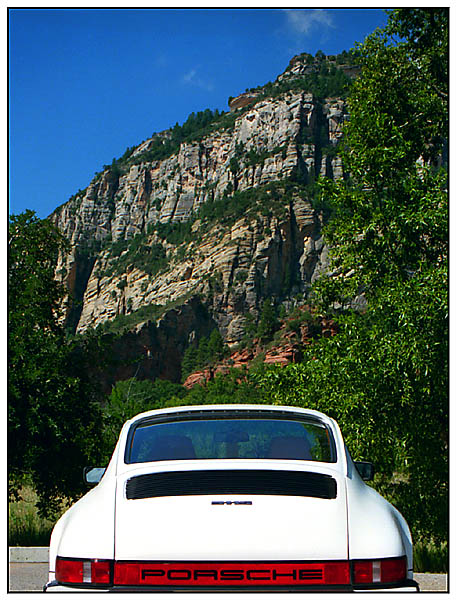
<box><xmin>7</xmin><ymin>564</ymin><xmax>448</xmax><ymax>592</ymax></box>
<box><xmin>9</xmin><ymin>562</ymin><xmax>48</xmax><ymax>592</ymax></box>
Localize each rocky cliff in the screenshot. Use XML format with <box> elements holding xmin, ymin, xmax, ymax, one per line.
<box><xmin>51</xmin><ymin>52</ymin><xmax>353</xmax><ymax>383</ymax></box>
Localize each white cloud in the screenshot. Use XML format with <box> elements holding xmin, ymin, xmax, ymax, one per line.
<box><xmin>183</xmin><ymin>69</ymin><xmax>197</xmax><ymax>83</ymax></box>
<box><xmin>284</xmin><ymin>9</ymin><xmax>335</xmax><ymax>36</ymax></box>
<box><xmin>182</xmin><ymin>68</ymin><xmax>214</xmax><ymax>92</ymax></box>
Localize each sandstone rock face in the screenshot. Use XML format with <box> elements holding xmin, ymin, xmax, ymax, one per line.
<box><xmin>70</xmin><ymin>196</ymin><xmax>328</xmax><ymax>344</ymax></box>
<box><xmin>51</xmin><ymin>56</ymin><xmax>350</xmax><ymax>371</ymax></box>
<box><xmin>52</xmin><ymin>89</ymin><xmax>347</xmax><ymax>249</ymax></box>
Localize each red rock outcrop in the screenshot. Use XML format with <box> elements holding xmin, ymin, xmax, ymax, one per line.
<box><xmin>183</xmin><ymin>307</ymin><xmax>339</xmax><ymax>389</ymax></box>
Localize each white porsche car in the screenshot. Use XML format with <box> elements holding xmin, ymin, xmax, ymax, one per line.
<box><xmin>44</xmin><ymin>404</ymin><xmax>419</xmax><ymax>592</ymax></box>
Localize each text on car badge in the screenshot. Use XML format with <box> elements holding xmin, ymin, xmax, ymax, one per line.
<box><xmin>211</xmin><ymin>500</ymin><xmax>253</xmax><ymax>505</ymax></box>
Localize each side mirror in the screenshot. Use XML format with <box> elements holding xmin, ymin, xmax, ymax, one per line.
<box><xmin>354</xmin><ymin>461</ymin><xmax>375</xmax><ymax>481</ymax></box>
<box><xmin>83</xmin><ymin>467</ymin><xmax>106</xmax><ymax>486</ymax></box>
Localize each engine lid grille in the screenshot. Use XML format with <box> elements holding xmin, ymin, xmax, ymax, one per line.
<box><xmin>125</xmin><ymin>469</ymin><xmax>337</xmax><ymax>500</ymax></box>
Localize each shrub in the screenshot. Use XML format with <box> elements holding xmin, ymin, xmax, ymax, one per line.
<box><xmin>413</xmin><ymin>539</ymin><xmax>448</xmax><ymax>573</ymax></box>
<box><xmin>8</xmin><ymin>486</ymin><xmax>62</xmax><ymax>546</ymax></box>
<box><xmin>101</xmin><ymin>378</ymin><xmax>187</xmax><ymax>458</ymax></box>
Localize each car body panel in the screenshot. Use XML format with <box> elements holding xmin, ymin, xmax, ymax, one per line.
<box><xmin>346</xmin><ymin>473</ymin><xmax>412</xmax><ymax>560</ymax></box>
<box><xmin>114</xmin><ymin>460</ymin><xmax>348</xmax><ymax>561</ymax></box>
<box><xmin>52</xmin><ymin>477</ymin><xmax>116</xmax><ymax>560</ymax></box>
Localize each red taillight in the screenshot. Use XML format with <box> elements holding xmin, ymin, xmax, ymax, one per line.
<box><xmin>113</xmin><ymin>561</ymin><xmax>351</xmax><ymax>586</ymax></box>
<box><xmin>353</xmin><ymin>557</ymin><xmax>407</xmax><ymax>584</ymax></box>
<box><xmin>56</xmin><ymin>557</ymin><xmax>111</xmax><ymax>585</ymax></box>
<box><xmin>380</xmin><ymin>557</ymin><xmax>407</xmax><ymax>583</ymax></box>
<box><xmin>353</xmin><ymin>560</ymin><xmax>374</xmax><ymax>583</ymax></box>
<box><xmin>90</xmin><ymin>559</ymin><xmax>111</xmax><ymax>584</ymax></box>
<box><xmin>56</xmin><ymin>556</ymin><xmax>407</xmax><ymax>588</ymax></box>
<box><xmin>56</xmin><ymin>558</ymin><xmax>83</xmax><ymax>584</ymax></box>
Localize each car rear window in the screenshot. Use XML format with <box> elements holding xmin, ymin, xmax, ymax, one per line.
<box><xmin>126</xmin><ymin>416</ymin><xmax>335</xmax><ymax>464</ymax></box>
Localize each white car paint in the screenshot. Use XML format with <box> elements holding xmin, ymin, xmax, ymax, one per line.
<box><xmin>44</xmin><ymin>404</ymin><xmax>418</xmax><ymax>592</ymax></box>
<box><xmin>115</xmin><ymin>462</ymin><xmax>348</xmax><ymax>561</ymax></box>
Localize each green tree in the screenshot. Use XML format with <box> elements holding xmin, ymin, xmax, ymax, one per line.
<box><xmin>387</xmin><ymin>8</ymin><xmax>448</xmax><ymax>104</ymax></box>
<box><xmin>258</xmin><ymin>266</ymin><xmax>447</xmax><ymax>540</ymax></box>
<box><xmin>9</xmin><ymin>211</ymin><xmax>104</xmax><ymax>516</ymax></box>
<box><xmin>196</xmin><ymin>336</ymin><xmax>210</xmax><ymax>369</ymax></box>
<box><xmin>317</xmin><ymin>11</ymin><xmax>447</xmax><ymax>305</ymax></box>
<box><xmin>102</xmin><ymin>378</ymin><xmax>187</xmax><ymax>458</ymax></box>
<box><xmin>257</xmin><ymin>9</ymin><xmax>448</xmax><ymax>542</ymax></box>
<box><xmin>256</xmin><ymin>299</ymin><xmax>279</xmax><ymax>342</ymax></box>
<box><xmin>181</xmin><ymin>344</ymin><xmax>199</xmax><ymax>382</ymax></box>
<box><xmin>168</xmin><ymin>368</ymin><xmax>264</xmax><ymax>408</ymax></box>
<box><xmin>320</xmin><ymin>10</ymin><xmax>449</xmax><ymax>541</ymax></box>
<box><xmin>207</xmin><ymin>329</ymin><xmax>228</xmax><ymax>364</ymax></box>
<box><xmin>180</xmin><ymin>330</ymin><xmax>228</xmax><ymax>382</ymax></box>
<box><xmin>229</xmin><ymin>157</ymin><xmax>240</xmax><ymax>175</ymax></box>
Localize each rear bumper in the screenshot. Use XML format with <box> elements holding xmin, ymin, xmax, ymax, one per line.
<box><xmin>44</xmin><ymin>579</ymin><xmax>420</xmax><ymax>592</ymax></box>
<box><xmin>353</xmin><ymin>579</ymin><xmax>419</xmax><ymax>592</ymax></box>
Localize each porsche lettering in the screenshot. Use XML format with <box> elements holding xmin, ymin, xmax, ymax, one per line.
<box><xmin>140</xmin><ymin>567</ymin><xmax>323</xmax><ymax>583</ymax></box>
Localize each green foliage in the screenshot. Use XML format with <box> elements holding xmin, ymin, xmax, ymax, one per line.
<box><xmin>257</xmin><ymin>267</ymin><xmax>447</xmax><ymax>541</ymax></box>
<box><xmin>181</xmin><ymin>329</ymin><xmax>229</xmax><ymax>381</ymax></box>
<box><xmin>386</xmin><ymin>8</ymin><xmax>448</xmax><ymax>106</ymax></box>
<box><xmin>315</xmin><ymin>9</ymin><xmax>448</xmax><ymax>304</ymax></box>
<box><xmin>229</xmin><ymin>156</ymin><xmax>240</xmax><ymax>175</ymax></box>
<box><xmin>98</xmin><ymin>304</ymin><xmax>161</xmax><ymax>335</ymax></box>
<box><xmin>9</xmin><ymin>485</ymin><xmax>58</xmax><ymax>546</ymax></box>
<box><xmin>413</xmin><ymin>539</ymin><xmax>448</xmax><ymax>574</ymax></box>
<box><xmin>104</xmin><ymin>234</ymin><xmax>168</xmax><ymax>278</ymax></box>
<box><xmin>171</xmin><ymin>368</ymin><xmax>265</xmax><ymax>407</ymax></box>
<box><xmin>119</xmin><ymin>145</ymin><xmax>138</xmax><ymax>162</ymax></box>
<box><xmin>236</xmin><ymin>300</ymin><xmax>317</xmax><ymax>350</ymax></box>
<box><xmin>234</xmin><ymin>269</ymin><xmax>248</xmax><ymax>284</ymax></box>
<box><xmin>207</xmin><ymin>329</ymin><xmax>227</xmax><ymax>361</ymax></box>
<box><xmin>123</xmin><ymin>109</ymin><xmax>227</xmax><ymax>167</ymax></box>
<box><xmin>245</xmin><ymin>148</ymin><xmax>267</xmax><ymax>167</ymax></box>
<box><xmin>9</xmin><ymin>212</ymin><xmax>105</xmax><ymax>517</ymax></box>
<box><xmin>198</xmin><ymin>181</ymin><xmax>289</xmax><ymax>230</ymax></box>
<box><xmin>154</xmin><ymin>220</ymin><xmax>194</xmax><ymax>245</ymax></box>
<box><xmin>284</xmin><ymin>308</ymin><xmax>316</xmax><ymax>334</ymax></box>
<box><xmin>256</xmin><ymin>299</ymin><xmax>279</xmax><ymax>342</ymax></box>
<box><xmin>98</xmin><ymin>291</ymin><xmax>196</xmax><ymax>336</ymax></box>
<box><xmin>180</xmin><ymin>345</ymin><xmax>199</xmax><ymax>382</ymax></box>
<box><xmin>102</xmin><ymin>378</ymin><xmax>186</xmax><ymax>459</ymax></box>
<box><xmin>257</xmin><ymin>59</ymin><xmax>353</xmax><ymax>104</ymax></box>
<box><xmin>255</xmin><ymin>9</ymin><xmax>448</xmax><ymax>543</ymax></box>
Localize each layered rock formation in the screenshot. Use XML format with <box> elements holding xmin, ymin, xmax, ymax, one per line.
<box><xmin>53</xmin><ymin>89</ymin><xmax>345</xmax><ymax>247</ymax></box>
<box><xmin>51</xmin><ymin>53</ymin><xmax>352</xmax><ymax>383</ymax></box>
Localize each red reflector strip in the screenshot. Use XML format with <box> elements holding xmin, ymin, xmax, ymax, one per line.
<box><xmin>113</xmin><ymin>561</ymin><xmax>350</xmax><ymax>586</ymax></box>
<box><xmin>91</xmin><ymin>560</ymin><xmax>111</xmax><ymax>584</ymax></box>
<box><xmin>353</xmin><ymin>557</ymin><xmax>407</xmax><ymax>584</ymax></box>
<box><xmin>353</xmin><ymin>560</ymin><xmax>372</xmax><ymax>584</ymax></box>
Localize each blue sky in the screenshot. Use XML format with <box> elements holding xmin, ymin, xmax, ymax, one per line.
<box><xmin>9</xmin><ymin>8</ymin><xmax>388</xmax><ymax>219</ymax></box>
